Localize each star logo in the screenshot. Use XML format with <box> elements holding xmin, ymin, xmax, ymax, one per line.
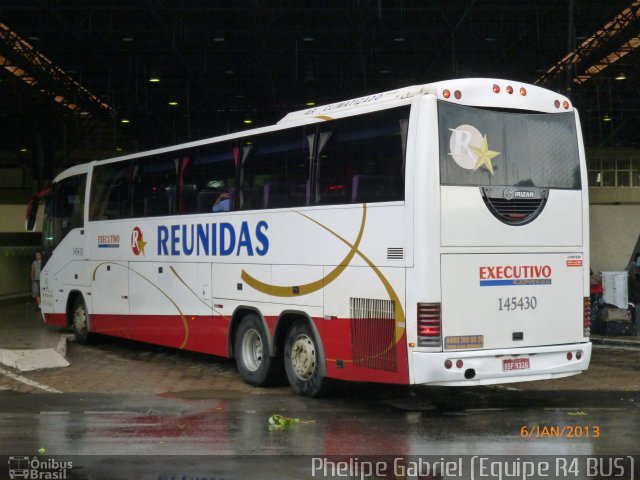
<box><xmin>470</xmin><ymin>134</ymin><xmax>500</xmax><ymax>174</ymax></box>
<box><xmin>448</xmin><ymin>125</ymin><xmax>501</xmax><ymax>175</ymax></box>
<box><xmin>131</xmin><ymin>227</ymin><xmax>147</xmax><ymax>256</ymax></box>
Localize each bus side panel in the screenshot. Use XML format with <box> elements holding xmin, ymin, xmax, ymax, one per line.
<box><xmin>127</xmin><ymin>262</ymin><xmax>226</xmax><ymax>353</ymax></box>
<box><xmin>90</xmin><ymin>261</ymin><xmax>129</xmax><ymax>337</ymax></box>
<box><xmin>323</xmin><ymin>266</ymin><xmax>408</xmax><ymax>384</ymax></box>
<box><xmin>212</xmin><ymin>263</ymin><xmax>272</xmax><ymax>304</ymax></box>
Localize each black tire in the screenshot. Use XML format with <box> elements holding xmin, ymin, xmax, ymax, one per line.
<box><xmin>71</xmin><ymin>295</ymin><xmax>93</xmax><ymax>344</ymax></box>
<box><xmin>284</xmin><ymin>320</ymin><xmax>332</xmax><ymax>397</ymax></box>
<box><xmin>234</xmin><ymin>313</ymin><xmax>281</xmax><ymax>387</ymax></box>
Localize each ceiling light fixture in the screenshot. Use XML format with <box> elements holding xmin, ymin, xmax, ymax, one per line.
<box><xmin>615</xmin><ymin>71</ymin><xmax>627</xmax><ymax>80</ymax></box>
<box><xmin>168</xmin><ymin>101</ymin><xmax>178</xmax><ymax>106</ymax></box>
<box><xmin>149</xmin><ymin>77</ymin><xmax>160</xmax><ymax>83</ymax></box>
<box><xmin>120</xmin><ymin>118</ymin><xmax>130</xmax><ymax>124</ymax></box>
<box><xmin>305</xmin><ymin>101</ymin><xmax>316</xmax><ymax>106</ymax></box>
<box><xmin>243</xmin><ymin>119</ymin><xmax>253</xmax><ymax>124</ymax></box>
<box><xmin>602</xmin><ymin>114</ymin><xmax>612</xmax><ymax>122</ymax></box>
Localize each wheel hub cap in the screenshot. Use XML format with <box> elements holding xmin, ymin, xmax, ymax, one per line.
<box><xmin>241</xmin><ymin>329</ymin><xmax>263</xmax><ymax>372</ymax></box>
<box><xmin>291</xmin><ymin>335</ymin><xmax>316</xmax><ymax>381</ymax></box>
<box><xmin>74</xmin><ymin>305</ymin><xmax>87</xmax><ymax>334</ymax></box>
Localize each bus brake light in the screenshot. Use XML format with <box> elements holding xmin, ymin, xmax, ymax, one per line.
<box><xmin>418</xmin><ymin>303</ymin><xmax>441</xmax><ymax>347</ymax></box>
<box><xmin>520</xmin><ymin>87</ymin><xmax>527</xmax><ymax>96</ymax></box>
<box><xmin>492</xmin><ymin>84</ymin><xmax>500</xmax><ymax>93</ymax></box>
<box><xmin>583</xmin><ymin>297</ymin><xmax>591</xmax><ymax>337</ymax></box>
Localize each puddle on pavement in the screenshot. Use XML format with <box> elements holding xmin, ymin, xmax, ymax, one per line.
<box><xmin>160</xmin><ymin>389</ymin><xmax>249</xmax><ymax>401</ymax></box>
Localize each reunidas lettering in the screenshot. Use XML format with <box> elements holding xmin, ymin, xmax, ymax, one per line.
<box><xmin>157</xmin><ymin>221</ymin><xmax>269</xmax><ymax>257</ymax></box>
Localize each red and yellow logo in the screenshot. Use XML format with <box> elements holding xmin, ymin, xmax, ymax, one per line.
<box><xmin>131</xmin><ymin>227</ymin><xmax>147</xmax><ymax>256</ymax></box>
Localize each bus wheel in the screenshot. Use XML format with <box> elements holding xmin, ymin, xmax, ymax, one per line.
<box><xmin>234</xmin><ymin>314</ymin><xmax>278</xmax><ymax>387</ymax></box>
<box><xmin>71</xmin><ymin>295</ymin><xmax>93</xmax><ymax>344</ymax></box>
<box><xmin>284</xmin><ymin>320</ymin><xmax>332</xmax><ymax>397</ymax></box>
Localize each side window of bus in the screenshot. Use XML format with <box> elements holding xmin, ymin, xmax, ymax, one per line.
<box><xmin>90</xmin><ymin>161</ymin><xmax>132</xmax><ymax>220</ymax></box>
<box><xmin>180</xmin><ymin>142</ymin><xmax>237</xmax><ymax>214</ymax></box>
<box><xmin>43</xmin><ymin>174</ymin><xmax>86</xmax><ymax>255</ymax></box>
<box><xmin>240</xmin><ymin>127</ymin><xmax>311</xmax><ymax>210</ymax></box>
<box><xmin>315</xmin><ymin>106</ymin><xmax>409</xmax><ymax>205</ymax></box>
<box><xmin>131</xmin><ymin>155</ymin><xmax>178</xmax><ymax>217</ymax></box>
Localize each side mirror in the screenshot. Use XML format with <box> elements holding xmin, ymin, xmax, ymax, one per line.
<box><xmin>25</xmin><ymin>187</ymin><xmax>51</xmax><ymax>232</ymax></box>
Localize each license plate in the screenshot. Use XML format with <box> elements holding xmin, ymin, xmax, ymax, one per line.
<box><xmin>502</xmin><ymin>358</ymin><xmax>530</xmax><ymax>372</ymax></box>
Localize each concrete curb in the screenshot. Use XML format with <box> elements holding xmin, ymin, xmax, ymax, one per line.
<box><xmin>591</xmin><ymin>337</ymin><xmax>640</xmax><ymax>349</ymax></box>
<box><xmin>0</xmin><ymin>334</ymin><xmax>73</xmax><ymax>372</ymax></box>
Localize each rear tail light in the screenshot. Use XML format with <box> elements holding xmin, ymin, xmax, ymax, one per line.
<box><xmin>506</xmin><ymin>85</ymin><xmax>513</xmax><ymax>94</ymax></box>
<box><xmin>492</xmin><ymin>84</ymin><xmax>500</xmax><ymax>93</ymax></box>
<box><xmin>563</xmin><ymin>100</ymin><xmax>570</xmax><ymax>109</ymax></box>
<box><xmin>454</xmin><ymin>90</ymin><xmax>462</xmax><ymax>99</ymax></box>
<box><xmin>520</xmin><ymin>87</ymin><xmax>527</xmax><ymax>96</ymax></box>
<box><xmin>583</xmin><ymin>297</ymin><xmax>591</xmax><ymax>337</ymax></box>
<box><xmin>418</xmin><ymin>302</ymin><xmax>441</xmax><ymax>347</ymax></box>
<box><xmin>442</xmin><ymin>89</ymin><xmax>451</xmax><ymax>99</ymax></box>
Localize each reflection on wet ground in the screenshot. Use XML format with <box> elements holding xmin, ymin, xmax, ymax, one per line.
<box><xmin>0</xmin><ymin>384</ymin><xmax>637</xmax><ymax>457</ymax></box>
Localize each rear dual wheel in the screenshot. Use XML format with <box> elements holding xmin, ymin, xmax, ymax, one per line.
<box><xmin>283</xmin><ymin>320</ymin><xmax>332</xmax><ymax>397</ymax></box>
<box><xmin>235</xmin><ymin>315</ymin><xmax>331</xmax><ymax>396</ymax></box>
<box><xmin>234</xmin><ymin>314</ymin><xmax>282</xmax><ymax>387</ymax></box>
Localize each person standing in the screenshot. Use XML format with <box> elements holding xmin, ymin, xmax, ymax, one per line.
<box><xmin>31</xmin><ymin>250</ymin><xmax>42</xmax><ymax>311</ymax></box>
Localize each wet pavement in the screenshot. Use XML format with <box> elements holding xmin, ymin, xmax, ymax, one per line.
<box><xmin>0</xmin><ymin>299</ymin><xmax>639</xmax><ymax>479</ymax></box>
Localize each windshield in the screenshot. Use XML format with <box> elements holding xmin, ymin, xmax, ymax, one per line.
<box><xmin>438</xmin><ymin>101</ymin><xmax>581</xmax><ymax>189</ymax></box>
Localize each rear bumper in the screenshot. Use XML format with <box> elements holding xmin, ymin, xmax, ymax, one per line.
<box><xmin>411</xmin><ymin>342</ymin><xmax>592</xmax><ymax>386</ymax></box>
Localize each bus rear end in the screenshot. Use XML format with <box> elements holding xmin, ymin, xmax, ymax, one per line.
<box><xmin>411</xmin><ymin>79</ymin><xmax>591</xmax><ymax>385</ymax></box>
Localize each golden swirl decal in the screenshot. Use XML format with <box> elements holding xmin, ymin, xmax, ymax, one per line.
<box><xmin>241</xmin><ymin>204</ymin><xmax>405</xmax><ymax>343</ymax></box>
<box><xmin>240</xmin><ymin>204</ymin><xmax>367</xmax><ymax>296</ymax></box>
<box><xmin>296</xmin><ymin>210</ymin><xmax>405</xmax><ymax>343</ymax></box>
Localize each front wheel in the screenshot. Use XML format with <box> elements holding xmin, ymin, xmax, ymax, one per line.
<box><xmin>284</xmin><ymin>320</ymin><xmax>332</xmax><ymax>397</ymax></box>
<box><xmin>71</xmin><ymin>295</ymin><xmax>93</xmax><ymax>344</ymax></box>
<box><xmin>234</xmin><ymin>314</ymin><xmax>281</xmax><ymax>387</ymax></box>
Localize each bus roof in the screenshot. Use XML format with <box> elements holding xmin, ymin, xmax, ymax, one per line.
<box><xmin>52</xmin><ymin>78</ymin><xmax>573</xmax><ymax>184</ymax></box>
<box><xmin>278</xmin><ymin>78</ymin><xmax>573</xmax><ymax>124</ymax></box>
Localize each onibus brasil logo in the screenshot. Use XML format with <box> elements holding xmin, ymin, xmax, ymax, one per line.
<box><xmin>449</xmin><ymin>125</ymin><xmax>501</xmax><ymax>174</ymax></box>
<box><xmin>8</xmin><ymin>456</ymin><xmax>72</xmax><ymax>479</ymax></box>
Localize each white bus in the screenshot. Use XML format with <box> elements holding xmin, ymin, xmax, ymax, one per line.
<box><xmin>27</xmin><ymin>78</ymin><xmax>591</xmax><ymax>396</ymax></box>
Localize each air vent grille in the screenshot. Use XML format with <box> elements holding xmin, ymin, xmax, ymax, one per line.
<box><xmin>350</xmin><ymin>298</ymin><xmax>397</xmax><ymax>372</ymax></box>
<box><xmin>387</xmin><ymin>247</ymin><xmax>404</xmax><ymax>260</ymax></box>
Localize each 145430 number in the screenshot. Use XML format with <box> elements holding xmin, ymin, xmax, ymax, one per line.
<box><xmin>498</xmin><ymin>296</ymin><xmax>537</xmax><ymax>311</ymax></box>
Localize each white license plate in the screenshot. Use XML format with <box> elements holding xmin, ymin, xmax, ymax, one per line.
<box><xmin>502</xmin><ymin>358</ymin><xmax>530</xmax><ymax>372</ymax></box>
